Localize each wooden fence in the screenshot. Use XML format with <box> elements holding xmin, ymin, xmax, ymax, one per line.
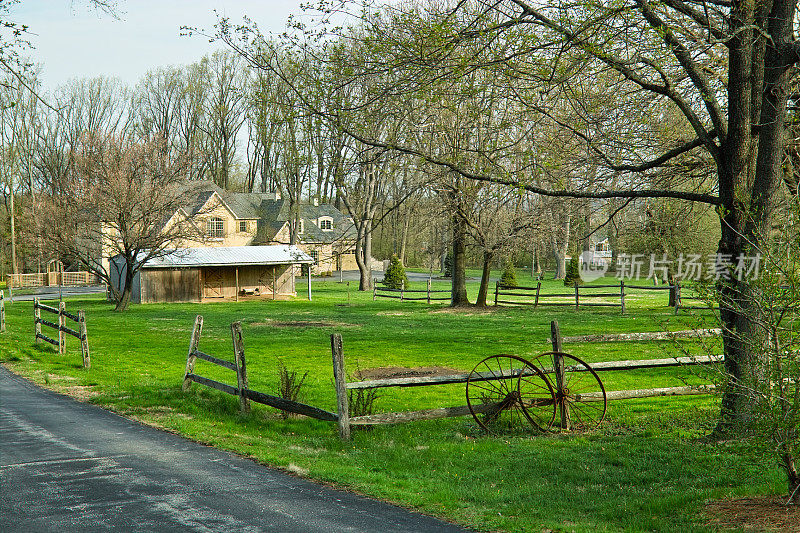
<box><xmin>33</xmin><ymin>298</ymin><xmax>90</xmax><ymax>369</ymax></box>
<box><xmin>495</xmin><ymin>281</ymin><xmax>631</xmax><ymax>312</ymax></box>
<box><xmin>180</xmin><ymin>317</ymin><xmax>720</xmax><ymax>440</ymax></box>
<box><xmin>6</xmin><ymin>271</ymin><xmax>96</xmax><ymax>299</ymax></box>
<box><xmin>550</xmin><ymin>320</ymin><xmax>719</xmax><ymax>401</ymax></box>
<box><xmin>182</xmin><ymin>316</ymin><xmax>338</xmax><ymax>422</ymax></box>
<box><xmin>673</xmin><ymin>283</ymin><xmax>719</xmax><ymax>313</ymax></box>
<box><xmin>373</xmin><ymin>279</ymin><xmax>450</xmax><ymax>304</ymax></box>
<box><xmin>495</xmin><ymin>281</ymin><xmax>710</xmax><ymax>314</ymax></box>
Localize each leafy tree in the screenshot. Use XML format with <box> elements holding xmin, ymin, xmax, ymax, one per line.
<box><xmin>383</xmin><ymin>254</ymin><xmax>408</xmax><ymax>290</ymax></box>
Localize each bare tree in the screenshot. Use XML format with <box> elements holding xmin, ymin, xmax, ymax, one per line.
<box><xmin>38</xmin><ymin>136</ymin><xmax>206</xmax><ymax>311</ymax></box>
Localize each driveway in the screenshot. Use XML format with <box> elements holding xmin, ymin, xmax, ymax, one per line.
<box><xmin>0</xmin><ymin>367</ymin><xmax>470</xmax><ymax>532</ymax></box>
<box><xmin>5</xmin><ymin>285</ymin><xmax>106</xmax><ymax>302</ymax></box>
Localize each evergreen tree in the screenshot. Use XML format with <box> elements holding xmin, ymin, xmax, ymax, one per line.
<box><xmin>383</xmin><ymin>254</ymin><xmax>409</xmax><ymax>290</ymax></box>
<box><xmin>564</xmin><ymin>256</ymin><xmax>583</xmax><ymax>286</ymax></box>
<box><xmin>500</xmin><ymin>263</ymin><xmax>518</xmax><ymax>288</ymax></box>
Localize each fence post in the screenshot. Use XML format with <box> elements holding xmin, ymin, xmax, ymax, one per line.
<box><xmin>550</xmin><ymin>320</ymin><xmax>571</xmax><ymax>430</ymax></box>
<box><xmin>494</xmin><ymin>281</ymin><xmax>499</xmax><ymax>306</ymax></box>
<box><xmin>7</xmin><ymin>276</ymin><xmax>12</xmax><ymax>302</ymax></box>
<box><xmin>34</xmin><ymin>299</ymin><xmax>41</xmax><ymax>344</ymax></box>
<box><xmin>182</xmin><ymin>315</ymin><xmax>203</xmax><ymax>391</ymax></box>
<box><xmin>330</xmin><ymin>333</ymin><xmax>350</xmax><ymax>440</ymax></box>
<box><xmin>78</xmin><ymin>310</ymin><xmax>90</xmax><ymax>369</ymax></box>
<box><xmin>534</xmin><ymin>282</ymin><xmax>541</xmax><ymax>308</ymax></box>
<box><xmin>372</xmin><ymin>280</ymin><xmax>376</xmax><ymax>301</ymax></box>
<box><xmin>574</xmin><ymin>283</ymin><xmax>580</xmax><ymax>310</ymax></box>
<box><xmin>0</xmin><ymin>290</ymin><xmax>5</xmax><ymax>333</ymax></box>
<box><xmin>401</xmin><ymin>280</ymin><xmax>405</xmax><ymax>301</ymax></box>
<box><xmin>674</xmin><ymin>282</ymin><xmax>682</xmax><ymax>314</ymax></box>
<box><xmin>427</xmin><ymin>278</ymin><xmax>431</xmax><ymax>305</ymax></box>
<box><xmin>620</xmin><ymin>281</ymin><xmax>626</xmax><ymax>315</ymax></box>
<box><xmin>58</xmin><ymin>301</ymin><xmax>66</xmax><ymax>354</ymax></box>
<box><xmin>231</xmin><ymin>321</ymin><xmax>250</xmax><ymax>413</ymax></box>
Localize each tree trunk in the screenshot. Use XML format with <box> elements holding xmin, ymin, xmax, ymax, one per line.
<box><xmin>475</xmin><ymin>250</ymin><xmax>493</xmax><ymax>307</ymax></box>
<box><xmin>9</xmin><ymin>187</ymin><xmax>18</xmax><ymax>275</ymax></box>
<box><xmin>399</xmin><ymin>213</ymin><xmax>410</xmax><ymax>265</ymax></box>
<box><xmin>451</xmin><ymin>211</ymin><xmax>469</xmax><ymax>306</ymax></box>
<box><xmin>552</xmin><ymin>238</ymin><xmax>566</xmax><ymax>280</ymax></box>
<box><xmin>114</xmin><ymin>259</ymin><xmax>135</xmax><ymax>312</ymax></box>
<box><xmin>354</xmin><ymin>221</ymin><xmax>372</xmax><ymax>291</ymax></box>
<box><xmin>551</xmin><ymin>214</ymin><xmax>570</xmax><ymax>280</ymax></box>
<box><xmin>533</xmin><ymin>246</ymin><xmax>542</xmax><ymax>279</ymax></box>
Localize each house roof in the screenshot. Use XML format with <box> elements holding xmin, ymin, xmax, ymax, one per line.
<box><xmin>174</xmin><ymin>180</ymin><xmax>356</xmax><ymax>245</ymax></box>
<box><xmin>129</xmin><ymin>245</ymin><xmax>313</xmax><ymax>269</ymax></box>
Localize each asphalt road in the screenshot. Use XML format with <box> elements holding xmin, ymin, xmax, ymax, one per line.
<box><xmin>0</xmin><ymin>367</ymin><xmax>470</xmax><ymax>532</ymax></box>
<box><xmin>5</xmin><ymin>285</ymin><xmax>107</xmax><ymax>302</ymax></box>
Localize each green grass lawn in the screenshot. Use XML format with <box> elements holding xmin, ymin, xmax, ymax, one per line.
<box><xmin>0</xmin><ymin>275</ymin><xmax>781</xmax><ymax>532</ymax></box>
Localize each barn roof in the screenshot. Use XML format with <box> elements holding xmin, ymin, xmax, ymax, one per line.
<box><xmin>132</xmin><ymin>245</ymin><xmax>313</xmax><ymax>269</ymax></box>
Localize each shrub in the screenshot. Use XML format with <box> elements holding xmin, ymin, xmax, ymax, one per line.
<box><xmin>277</xmin><ymin>359</ymin><xmax>308</xmax><ymax>419</ymax></box>
<box><xmin>383</xmin><ymin>254</ymin><xmax>409</xmax><ymax>290</ymax></box>
<box><xmin>500</xmin><ymin>263</ymin><xmax>518</xmax><ymax>288</ymax></box>
<box><xmin>443</xmin><ymin>250</ymin><xmax>453</xmax><ymax>277</ymax></box>
<box><xmin>564</xmin><ymin>256</ymin><xmax>583</xmax><ymax>286</ymax></box>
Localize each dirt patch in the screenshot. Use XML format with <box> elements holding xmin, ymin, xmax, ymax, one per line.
<box><xmin>250</xmin><ymin>319</ymin><xmax>356</xmax><ymax>328</ymax></box>
<box><xmin>357</xmin><ymin>366</ymin><xmax>462</xmax><ymax>380</ymax></box>
<box><xmin>705</xmin><ymin>496</ymin><xmax>800</xmax><ymax>532</ymax></box>
<box><xmin>429</xmin><ymin>306</ymin><xmax>496</xmax><ymax>315</ymax></box>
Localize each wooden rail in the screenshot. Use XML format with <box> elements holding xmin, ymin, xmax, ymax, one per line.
<box><xmin>7</xmin><ymin>271</ymin><xmax>95</xmax><ymax>289</ymax></box>
<box><xmin>33</xmin><ymin>298</ymin><xmax>90</xmax><ymax>368</ymax></box>
<box><xmin>495</xmin><ymin>281</ymin><xmax>629</xmax><ymax>313</ymax></box>
<box><xmin>495</xmin><ymin>281</ymin><xmax>684</xmax><ymax>313</ymax></box>
<box><xmin>373</xmin><ymin>279</ymin><xmax>450</xmax><ymax>304</ymax></box>
<box><xmin>183</xmin><ymin>316</ymin><xmax>338</xmax><ymax>422</ymax></box>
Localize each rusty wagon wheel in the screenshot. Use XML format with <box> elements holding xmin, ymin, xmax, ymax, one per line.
<box><xmin>465</xmin><ymin>354</ymin><xmax>556</xmax><ymax>433</ymax></box>
<box><xmin>533</xmin><ymin>352</ymin><xmax>607</xmax><ymax>431</ymax></box>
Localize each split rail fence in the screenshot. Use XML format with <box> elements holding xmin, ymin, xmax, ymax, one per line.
<box><xmin>33</xmin><ymin>298</ymin><xmax>90</xmax><ymax>369</ymax></box>
<box><xmin>549</xmin><ymin>320</ymin><xmax>719</xmax><ymax>401</ymax></box>
<box><xmin>496</xmin><ymin>280</ymin><xmax>720</xmax><ymax>314</ymax></box>
<box><xmin>182</xmin><ymin>316</ymin><xmax>338</xmax><ymax>422</ymax></box>
<box><xmin>181</xmin><ymin>317</ymin><xmax>721</xmax><ymax>440</ymax></box>
<box><xmin>373</xmin><ymin>279</ymin><xmax>450</xmax><ymax>304</ymax></box>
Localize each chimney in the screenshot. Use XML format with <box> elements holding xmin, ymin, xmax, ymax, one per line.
<box><xmin>313</xmin><ymin>197</ymin><xmax>319</xmax><ymax>207</ymax></box>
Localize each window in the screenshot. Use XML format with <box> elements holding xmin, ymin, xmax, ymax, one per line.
<box><xmin>310</xmin><ymin>250</ymin><xmax>319</xmax><ymax>265</ymax></box>
<box><xmin>239</xmin><ymin>220</ymin><xmax>247</xmax><ymax>233</ymax></box>
<box><xmin>299</xmin><ymin>219</ymin><xmax>305</xmax><ymax>234</ymax></box>
<box><xmin>319</xmin><ymin>218</ymin><xmax>333</xmax><ymax>231</ymax></box>
<box><xmin>208</xmin><ymin>217</ymin><xmax>224</xmax><ymax>238</ymax></box>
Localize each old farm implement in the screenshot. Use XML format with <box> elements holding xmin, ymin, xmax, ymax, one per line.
<box><xmin>183</xmin><ymin>317</ymin><xmax>720</xmax><ymax>439</ymax></box>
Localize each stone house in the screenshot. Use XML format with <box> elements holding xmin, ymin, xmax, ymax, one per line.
<box><xmin>104</xmin><ymin>181</ymin><xmax>359</xmax><ymax>276</ymax></box>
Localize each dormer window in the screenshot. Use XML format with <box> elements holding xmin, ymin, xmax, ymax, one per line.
<box><xmin>319</xmin><ymin>217</ymin><xmax>333</xmax><ymax>231</ymax></box>
<box><xmin>299</xmin><ymin>219</ymin><xmax>305</xmax><ymax>234</ymax></box>
<box><xmin>208</xmin><ymin>217</ymin><xmax>224</xmax><ymax>238</ymax></box>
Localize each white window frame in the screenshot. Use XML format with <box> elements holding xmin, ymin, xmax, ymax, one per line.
<box><xmin>319</xmin><ymin>217</ymin><xmax>334</xmax><ymax>231</ymax></box>
<box><xmin>208</xmin><ymin>217</ymin><xmax>225</xmax><ymax>239</ymax></box>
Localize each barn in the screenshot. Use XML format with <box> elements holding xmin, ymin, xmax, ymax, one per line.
<box><xmin>109</xmin><ymin>246</ymin><xmax>314</xmax><ymax>304</ymax></box>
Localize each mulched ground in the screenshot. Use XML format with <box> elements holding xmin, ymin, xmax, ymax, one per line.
<box><xmin>704</xmin><ymin>496</ymin><xmax>800</xmax><ymax>532</ymax></box>
<box><xmin>357</xmin><ymin>366</ymin><xmax>463</xmax><ymax>380</ymax></box>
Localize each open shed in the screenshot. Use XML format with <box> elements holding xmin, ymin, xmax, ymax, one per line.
<box><xmin>110</xmin><ymin>245</ymin><xmax>313</xmax><ymax>304</ymax></box>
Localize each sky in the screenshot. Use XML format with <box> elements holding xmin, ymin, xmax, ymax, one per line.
<box><xmin>9</xmin><ymin>1</ymin><xmax>305</xmax><ymax>92</ymax></box>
